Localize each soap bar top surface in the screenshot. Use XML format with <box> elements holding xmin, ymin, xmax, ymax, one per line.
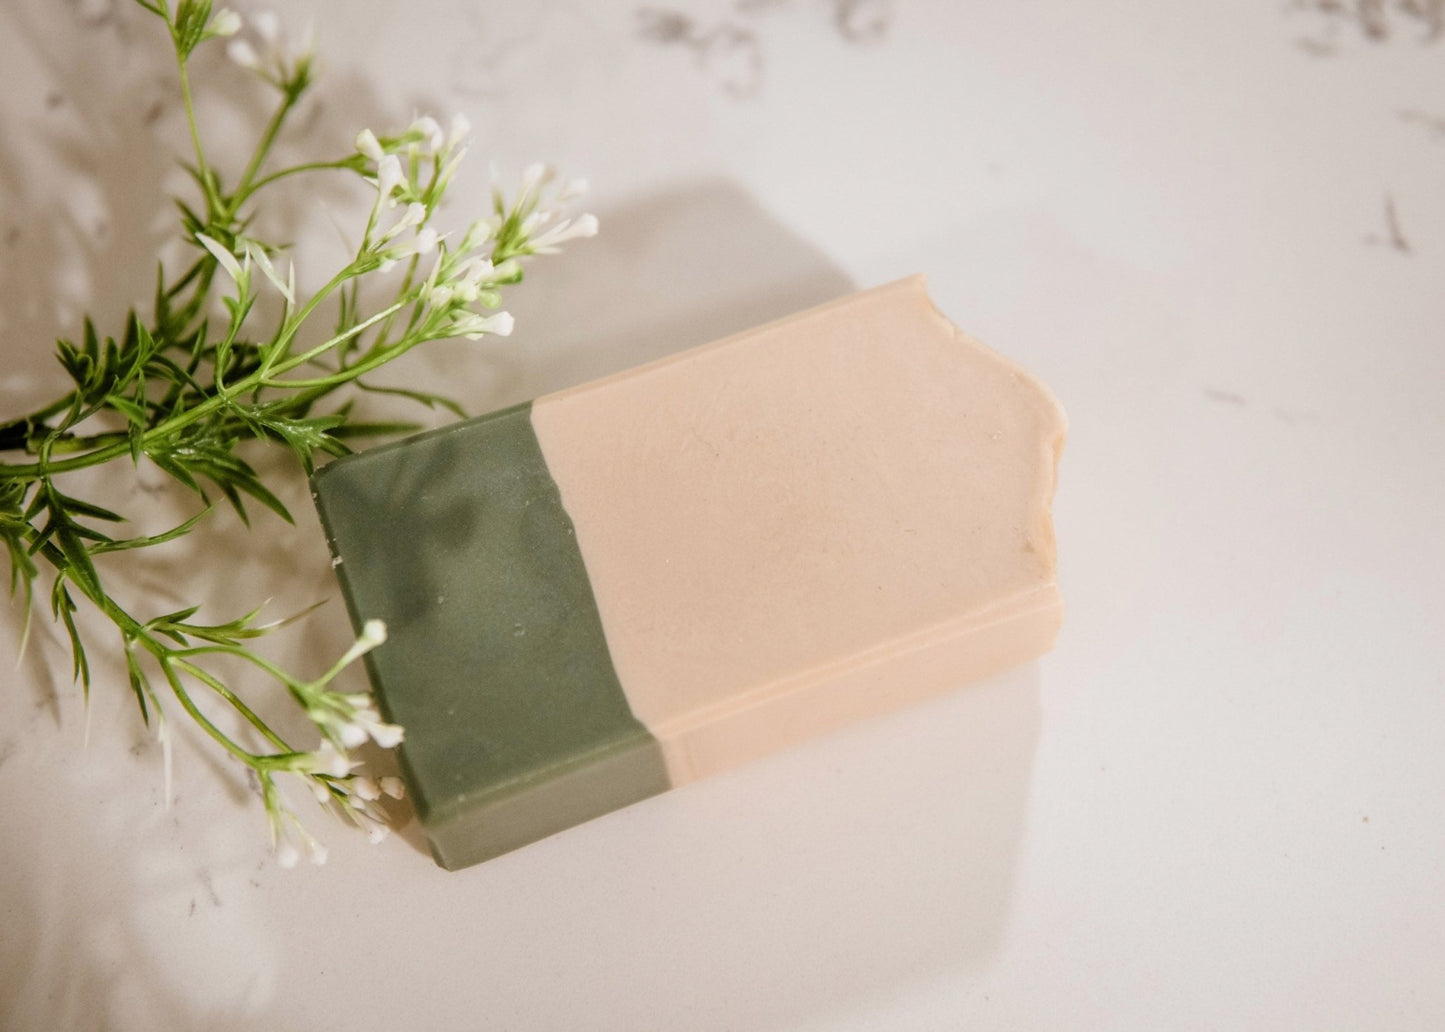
<box><xmin>312</xmin><ymin>275</ymin><xmax>1065</xmax><ymax>869</ymax></box>
<box><xmin>529</xmin><ymin>275</ymin><xmax>1065</xmax><ymax>737</ymax></box>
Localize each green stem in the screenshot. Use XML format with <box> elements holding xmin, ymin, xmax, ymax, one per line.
<box><xmin>159</xmin><ymin>657</ymin><xmax>261</xmax><ymax>764</ymax></box>
<box><xmin>175</xmin><ymin>57</ymin><xmax>220</xmax><ymax>218</ymax></box>
<box><xmin>27</xmin><ymin>431</ymin><xmax>130</xmax><ymax>456</ymax></box>
<box><xmin>240</xmin><ymin>159</ymin><xmax>356</xmax><ymax>199</ymax></box>
<box><xmin>370</xmin><ymin>252</ymin><xmax>423</xmax><ymax>351</ymax></box>
<box><xmin>0</xmin><ymin>398</ymin><xmax>75</xmax><ymax>454</ymax></box>
<box><xmin>229</xmin><ymin>95</ymin><xmax>300</xmax><ymax>215</ymax></box>
<box><xmin>170</xmin><ymin>654</ymin><xmax>291</xmax><ymax>752</ymax></box>
<box><xmin>175</xmin><ymin>642</ymin><xmax>301</xmax><ymax>695</ymax></box>
<box><xmin>260</xmin><ymin>299</ymin><xmax>414</xmax><ymax>385</ymax></box>
<box><xmin>267</xmin><ymin>313</ymin><xmax>426</xmax><ymax>388</ymax></box>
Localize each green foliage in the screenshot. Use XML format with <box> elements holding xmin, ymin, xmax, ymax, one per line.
<box><xmin>0</xmin><ymin>0</ymin><xmax>596</xmax><ymax>864</ymax></box>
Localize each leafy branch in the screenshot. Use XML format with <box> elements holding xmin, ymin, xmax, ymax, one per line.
<box><xmin>0</xmin><ymin>0</ymin><xmax>597</xmax><ymax>865</ymax></box>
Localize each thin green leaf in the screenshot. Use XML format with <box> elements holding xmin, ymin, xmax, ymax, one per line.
<box><xmin>108</xmin><ymin>395</ymin><xmax>146</xmax><ymax>431</ymax></box>
<box><xmin>92</xmin><ymin>506</ymin><xmax>213</xmax><ymax>554</ymax></box>
<box><xmin>329</xmin><ymin>421</ymin><xmax>416</xmax><ymax>440</ymax></box>
<box><xmin>125</xmin><ymin>645</ymin><xmax>153</xmax><ymax>726</ymax></box>
<box><xmin>52</xmin><ymin>519</ymin><xmax>104</xmax><ymax>599</ymax></box>
<box><xmin>152</xmin><ymin>603</ymin><xmax>204</xmax><ymax>626</ymax></box>
<box><xmin>128</xmin><ymin>422</ymin><xmax>145</xmax><ymax>466</ymax></box>
<box><xmin>147</xmin><ymin>450</ymin><xmax>202</xmax><ymax>494</ymax></box>
<box><xmin>240</xmin><ymin>405</ymin><xmax>347</xmax><ymax>473</ymax></box>
<box><xmin>171</xmin><ymin>598</ymin><xmax>325</xmax><ymax>645</ymax></box>
<box><xmin>53</xmin><ymin>491</ymin><xmax>126</xmax><ymax>524</ymax></box>
<box><xmin>52</xmin><ymin>580</ymin><xmax>90</xmax><ymax>689</ymax></box>
<box><xmin>355</xmin><ymin>381</ymin><xmax>467</xmax><ymax>419</ymax></box>
<box><xmin>181</xmin><ymin>445</ymin><xmax>293</xmax><ymax>524</ymax></box>
<box><xmin>39</xmin><ymin>482</ymin><xmax>104</xmax><ymax>600</ymax></box>
<box><xmin>172</xmin><ymin>0</ymin><xmax>215</xmax><ymax>56</ymax></box>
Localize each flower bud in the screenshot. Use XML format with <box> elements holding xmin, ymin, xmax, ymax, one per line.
<box><xmin>355</xmin><ymin>128</ymin><xmax>385</xmax><ymax>163</ymax></box>
<box><xmin>210</xmin><ymin>9</ymin><xmax>242</xmax><ymax>37</ymax></box>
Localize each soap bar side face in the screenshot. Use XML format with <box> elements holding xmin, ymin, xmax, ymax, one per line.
<box><xmin>311</xmin><ymin>404</ymin><xmax>670</xmax><ymax>866</ymax></box>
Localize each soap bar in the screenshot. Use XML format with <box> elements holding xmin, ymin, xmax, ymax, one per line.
<box><xmin>311</xmin><ymin>276</ymin><xmax>1066</xmax><ymax>870</ymax></box>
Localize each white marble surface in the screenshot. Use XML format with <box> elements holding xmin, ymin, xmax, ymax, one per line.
<box><xmin>3</xmin><ymin>0</ymin><xmax>1444</xmax><ymax>1028</ymax></box>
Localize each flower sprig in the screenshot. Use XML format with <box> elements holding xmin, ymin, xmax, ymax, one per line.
<box><xmin>0</xmin><ymin>0</ymin><xmax>596</xmax><ymax>864</ymax></box>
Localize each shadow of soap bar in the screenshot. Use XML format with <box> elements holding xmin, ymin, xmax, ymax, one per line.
<box><xmin>311</xmin><ymin>276</ymin><xmax>1067</xmax><ymax>870</ymax></box>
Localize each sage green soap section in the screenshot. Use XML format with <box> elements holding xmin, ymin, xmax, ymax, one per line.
<box><xmin>310</xmin><ymin>403</ymin><xmax>670</xmax><ymax>870</ymax></box>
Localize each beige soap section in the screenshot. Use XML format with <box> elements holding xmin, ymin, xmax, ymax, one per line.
<box><xmin>530</xmin><ymin>277</ymin><xmax>1066</xmax><ymax>785</ymax></box>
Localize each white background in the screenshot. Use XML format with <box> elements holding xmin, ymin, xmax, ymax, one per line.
<box><xmin>2</xmin><ymin>0</ymin><xmax>1443</xmax><ymax>1028</ymax></box>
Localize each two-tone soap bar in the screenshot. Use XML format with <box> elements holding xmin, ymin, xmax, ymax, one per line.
<box><xmin>311</xmin><ymin>276</ymin><xmax>1067</xmax><ymax>870</ymax></box>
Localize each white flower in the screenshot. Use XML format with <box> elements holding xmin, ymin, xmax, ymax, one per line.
<box><xmin>410</xmin><ymin>115</ymin><xmax>444</xmax><ymax>153</ymax></box>
<box><xmin>375</xmin><ymin>154</ymin><xmax>404</xmax><ymax>202</ymax></box>
<box><xmin>375</xmin><ymin>203</ymin><xmax>433</xmax><ymax>260</ymax></box>
<box><xmin>337</xmin><ymin>721</ymin><xmax>369</xmax><ymax>750</ymax></box>
<box><xmin>329</xmin><ymin>692</ymin><xmax>405</xmax><ymax>750</ymax></box>
<box><xmin>368</xmin><ymin>720</ymin><xmax>405</xmax><ymax>750</ymax></box>
<box><xmin>385</xmin><ymin>202</ymin><xmax>426</xmax><ymax>239</ymax></box>
<box><xmin>332</xmin><ymin>618</ymin><xmax>387</xmax><ymax>672</ymax></box>
<box><xmin>347</xmin><ymin>807</ymin><xmax>391</xmax><ymax>844</ymax></box>
<box><xmin>519</xmin><ymin>162</ymin><xmax>553</xmax><ymax>200</ymax></box>
<box><xmin>224</xmin><ymin>11</ymin><xmax>316</xmax><ymax>89</ymax></box>
<box><xmin>402</xmin><ymin>202</ymin><xmax>427</xmax><ymax>230</ymax></box>
<box><xmin>460</xmin><ymin>217</ymin><xmax>500</xmax><ymax>253</ymax></box>
<box><xmin>252</xmin><ymin>9</ymin><xmax>280</xmax><ymax>43</ymax></box>
<box><xmin>378</xmin><ymin>776</ymin><xmax>406</xmax><ymax>800</ymax></box>
<box><xmin>528</xmin><ymin>213</ymin><xmax>599</xmax><ymax>253</ymax></box>
<box><xmin>294</xmin><ymin>822</ymin><xmax>329</xmax><ymax>866</ymax></box>
<box><xmin>272</xmin><ymin>810</ymin><xmax>329</xmax><ymax>868</ymax></box>
<box><xmin>445</xmin><ymin>256</ymin><xmax>516</xmax><ymax>303</ymax></box>
<box><xmin>210</xmin><ymin>8</ymin><xmax>242</xmax><ymax>37</ymax></box>
<box><xmin>308</xmin><ymin>740</ymin><xmax>355</xmax><ymax>778</ymax></box>
<box><xmin>458</xmin><ymin>256</ymin><xmax>494</xmax><ymax>285</ymax></box>
<box><xmin>452</xmin><ymin>310</ymin><xmax>514</xmax><ymax>340</ymax></box>
<box><xmin>448</xmin><ymin>113</ymin><xmax>471</xmax><ymax>148</ymax></box>
<box><xmin>422</xmin><ymin>249</ymin><xmax>447</xmax><ymax>289</ymax></box>
<box><xmin>351</xmin><ymin>776</ymin><xmax>382</xmax><ymax>801</ymax></box>
<box><xmin>355</xmin><ymin>128</ymin><xmax>385</xmax><ymax>163</ymax></box>
<box><xmin>226</xmin><ymin>38</ymin><xmax>261</xmax><ymax>71</ymax></box>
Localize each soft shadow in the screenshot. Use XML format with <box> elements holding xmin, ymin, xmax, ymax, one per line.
<box><xmin>0</xmin><ymin>6</ymin><xmax>424</xmax><ymax>1027</ymax></box>
<box><xmin>0</xmin><ymin>0</ymin><xmax>432</xmax><ymax>741</ymax></box>
<box><xmin>414</xmin><ymin>176</ymin><xmax>860</xmax><ymax>412</ymax></box>
<box><xmin>487</xmin><ymin>662</ymin><xmax>1042</xmax><ymax>1032</ymax></box>
<box><xmin>0</xmin><ymin>6</ymin><xmax>1040</xmax><ymax>1023</ymax></box>
<box><xmin>324</xmin><ymin>177</ymin><xmax>861</xmax><ymax>859</ymax></box>
<box><xmin>0</xmin><ymin>799</ymin><xmax>281</xmax><ymax>1032</ymax></box>
<box><xmin>299</xmin><ymin>179</ymin><xmax>1038</xmax><ymax>1028</ymax></box>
